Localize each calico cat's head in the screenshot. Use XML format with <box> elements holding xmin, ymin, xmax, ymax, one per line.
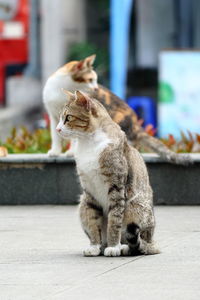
<box><xmin>43</xmin><ymin>55</ymin><xmax>98</xmax><ymax>103</ymax></box>
<box><xmin>56</xmin><ymin>90</ymin><xmax>107</xmax><ymax>138</ymax></box>
<box><xmin>69</xmin><ymin>55</ymin><xmax>97</xmax><ymax>87</ymax></box>
<box><xmin>58</xmin><ymin>55</ymin><xmax>97</xmax><ymax>89</ymax></box>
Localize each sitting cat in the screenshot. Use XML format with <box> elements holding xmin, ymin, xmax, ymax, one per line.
<box><xmin>43</xmin><ymin>54</ymin><xmax>191</xmax><ymax>165</ymax></box>
<box><xmin>56</xmin><ymin>90</ymin><xmax>160</xmax><ymax>257</ymax></box>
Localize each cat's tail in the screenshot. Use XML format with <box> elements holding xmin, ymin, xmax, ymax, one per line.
<box><xmin>126</xmin><ymin>223</ymin><xmax>160</xmax><ymax>255</ymax></box>
<box><xmin>135</xmin><ymin>131</ymin><xmax>193</xmax><ymax>165</ymax></box>
<box><xmin>137</xmin><ymin>239</ymin><xmax>160</xmax><ymax>255</ymax></box>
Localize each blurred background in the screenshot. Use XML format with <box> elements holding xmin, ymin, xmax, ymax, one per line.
<box><xmin>0</xmin><ymin>0</ymin><xmax>200</xmax><ymax>150</ymax></box>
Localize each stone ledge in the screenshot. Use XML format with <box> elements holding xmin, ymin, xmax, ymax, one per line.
<box><xmin>0</xmin><ymin>153</ymin><xmax>200</xmax><ymax>163</ymax></box>
<box><xmin>0</xmin><ymin>153</ymin><xmax>199</xmax><ymax>205</ymax></box>
<box><xmin>0</xmin><ymin>153</ymin><xmax>74</xmax><ymax>163</ymax></box>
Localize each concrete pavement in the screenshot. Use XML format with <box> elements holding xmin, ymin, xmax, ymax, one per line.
<box><xmin>0</xmin><ymin>205</ymin><xmax>199</xmax><ymax>300</ymax></box>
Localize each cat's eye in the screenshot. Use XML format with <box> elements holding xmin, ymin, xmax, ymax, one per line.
<box><xmin>89</xmin><ymin>78</ymin><xmax>93</xmax><ymax>83</ymax></box>
<box><xmin>64</xmin><ymin>115</ymin><xmax>74</xmax><ymax>124</ymax></box>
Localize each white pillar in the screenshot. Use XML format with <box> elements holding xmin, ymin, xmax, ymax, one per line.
<box><xmin>41</xmin><ymin>0</ymin><xmax>86</xmax><ymax>83</ymax></box>
<box><xmin>136</xmin><ymin>0</ymin><xmax>174</xmax><ymax>68</ymax></box>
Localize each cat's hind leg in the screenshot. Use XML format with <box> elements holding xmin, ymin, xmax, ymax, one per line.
<box><xmin>79</xmin><ymin>193</ymin><xmax>103</xmax><ymax>256</ymax></box>
<box><xmin>123</xmin><ymin>201</ymin><xmax>160</xmax><ymax>255</ymax></box>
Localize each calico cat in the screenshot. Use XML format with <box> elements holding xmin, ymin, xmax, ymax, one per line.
<box><xmin>43</xmin><ymin>55</ymin><xmax>191</xmax><ymax>165</ymax></box>
<box><xmin>56</xmin><ymin>90</ymin><xmax>159</xmax><ymax>256</ymax></box>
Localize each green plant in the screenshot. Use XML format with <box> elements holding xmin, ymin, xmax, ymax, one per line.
<box><xmin>139</xmin><ymin>127</ymin><xmax>200</xmax><ymax>153</ymax></box>
<box><xmin>0</xmin><ymin>127</ymin><xmax>51</xmax><ymax>154</ymax></box>
<box><xmin>0</xmin><ymin>127</ymin><xmax>70</xmax><ymax>154</ymax></box>
<box><xmin>161</xmin><ymin>131</ymin><xmax>200</xmax><ymax>153</ymax></box>
<box><xmin>1</xmin><ymin>126</ymin><xmax>199</xmax><ymax>154</ymax></box>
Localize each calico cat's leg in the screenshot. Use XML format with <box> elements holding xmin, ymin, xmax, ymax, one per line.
<box><xmin>64</xmin><ymin>139</ymin><xmax>74</xmax><ymax>157</ymax></box>
<box><xmin>79</xmin><ymin>193</ymin><xmax>103</xmax><ymax>256</ymax></box>
<box><xmin>104</xmin><ymin>187</ymin><xmax>125</xmax><ymax>257</ymax></box>
<box><xmin>123</xmin><ymin>201</ymin><xmax>160</xmax><ymax>255</ymax></box>
<box><xmin>48</xmin><ymin>113</ymin><xmax>63</xmax><ymax>156</ymax></box>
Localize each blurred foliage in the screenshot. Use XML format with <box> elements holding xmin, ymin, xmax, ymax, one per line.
<box><xmin>144</xmin><ymin>124</ymin><xmax>157</xmax><ymax>137</ymax></box>
<box><xmin>161</xmin><ymin>131</ymin><xmax>200</xmax><ymax>153</ymax></box>
<box><xmin>0</xmin><ymin>127</ymin><xmax>199</xmax><ymax>154</ymax></box>
<box><xmin>0</xmin><ymin>127</ymin><xmax>51</xmax><ymax>154</ymax></box>
<box><xmin>138</xmin><ymin>120</ymin><xmax>157</xmax><ymax>137</ymax></box>
<box><xmin>67</xmin><ymin>41</ymin><xmax>109</xmax><ymax>83</ymax></box>
<box><xmin>0</xmin><ymin>127</ymin><xmax>70</xmax><ymax>154</ymax></box>
<box><xmin>139</xmin><ymin>126</ymin><xmax>200</xmax><ymax>153</ymax></box>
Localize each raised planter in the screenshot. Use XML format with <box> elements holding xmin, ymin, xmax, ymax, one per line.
<box><xmin>0</xmin><ymin>154</ymin><xmax>199</xmax><ymax>205</ymax></box>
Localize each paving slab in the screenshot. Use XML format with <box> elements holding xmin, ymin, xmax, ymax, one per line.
<box><xmin>0</xmin><ymin>205</ymin><xmax>199</xmax><ymax>300</ymax></box>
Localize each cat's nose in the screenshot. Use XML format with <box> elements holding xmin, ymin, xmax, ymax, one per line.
<box><xmin>56</xmin><ymin>127</ymin><xmax>61</xmax><ymax>132</ymax></box>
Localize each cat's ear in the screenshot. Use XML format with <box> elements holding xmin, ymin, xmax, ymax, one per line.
<box><xmin>77</xmin><ymin>55</ymin><xmax>96</xmax><ymax>69</ymax></box>
<box><xmin>75</xmin><ymin>60</ymin><xmax>84</xmax><ymax>71</ymax></box>
<box><xmin>84</xmin><ymin>54</ymin><xmax>96</xmax><ymax>68</ymax></box>
<box><xmin>70</xmin><ymin>60</ymin><xmax>85</xmax><ymax>74</ymax></box>
<box><xmin>75</xmin><ymin>91</ymin><xmax>91</xmax><ymax>111</ymax></box>
<box><xmin>71</xmin><ymin>55</ymin><xmax>96</xmax><ymax>74</ymax></box>
<box><xmin>61</xmin><ymin>88</ymin><xmax>74</xmax><ymax>100</ymax></box>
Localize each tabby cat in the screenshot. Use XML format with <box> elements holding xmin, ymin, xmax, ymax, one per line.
<box><xmin>56</xmin><ymin>90</ymin><xmax>159</xmax><ymax>256</ymax></box>
<box><xmin>43</xmin><ymin>55</ymin><xmax>191</xmax><ymax>164</ymax></box>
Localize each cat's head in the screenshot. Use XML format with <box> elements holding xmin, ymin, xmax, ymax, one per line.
<box><xmin>65</xmin><ymin>55</ymin><xmax>98</xmax><ymax>90</ymax></box>
<box><xmin>43</xmin><ymin>55</ymin><xmax>98</xmax><ymax>103</ymax></box>
<box><xmin>56</xmin><ymin>90</ymin><xmax>107</xmax><ymax>139</ymax></box>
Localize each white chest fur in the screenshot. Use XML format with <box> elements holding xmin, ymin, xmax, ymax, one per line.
<box><xmin>43</xmin><ymin>73</ymin><xmax>91</xmax><ymax>105</ymax></box>
<box><xmin>74</xmin><ymin>130</ymin><xmax>111</xmax><ymax>211</ymax></box>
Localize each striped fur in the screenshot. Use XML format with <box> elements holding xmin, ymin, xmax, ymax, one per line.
<box><xmin>57</xmin><ymin>91</ymin><xmax>160</xmax><ymax>257</ymax></box>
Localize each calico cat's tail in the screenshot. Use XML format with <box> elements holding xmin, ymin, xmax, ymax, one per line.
<box><xmin>135</xmin><ymin>131</ymin><xmax>193</xmax><ymax>165</ymax></box>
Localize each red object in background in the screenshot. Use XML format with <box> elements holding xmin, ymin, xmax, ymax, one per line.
<box><xmin>0</xmin><ymin>0</ymin><xmax>29</xmax><ymax>105</ymax></box>
<box><xmin>43</xmin><ymin>112</ymin><xmax>50</xmax><ymax>128</ymax></box>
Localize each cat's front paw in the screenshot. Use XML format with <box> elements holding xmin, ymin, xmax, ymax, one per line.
<box><xmin>47</xmin><ymin>149</ymin><xmax>62</xmax><ymax>157</ymax></box>
<box><xmin>104</xmin><ymin>244</ymin><xmax>121</xmax><ymax>257</ymax></box>
<box><xmin>83</xmin><ymin>245</ymin><xmax>101</xmax><ymax>257</ymax></box>
<box><xmin>65</xmin><ymin>149</ymin><xmax>74</xmax><ymax>157</ymax></box>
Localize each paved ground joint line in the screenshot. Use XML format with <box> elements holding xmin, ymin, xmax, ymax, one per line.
<box><xmin>42</xmin><ymin>255</ymin><xmax>145</xmax><ymax>300</ymax></box>
<box><xmin>95</xmin><ymin>255</ymin><xmax>145</xmax><ymax>277</ymax></box>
